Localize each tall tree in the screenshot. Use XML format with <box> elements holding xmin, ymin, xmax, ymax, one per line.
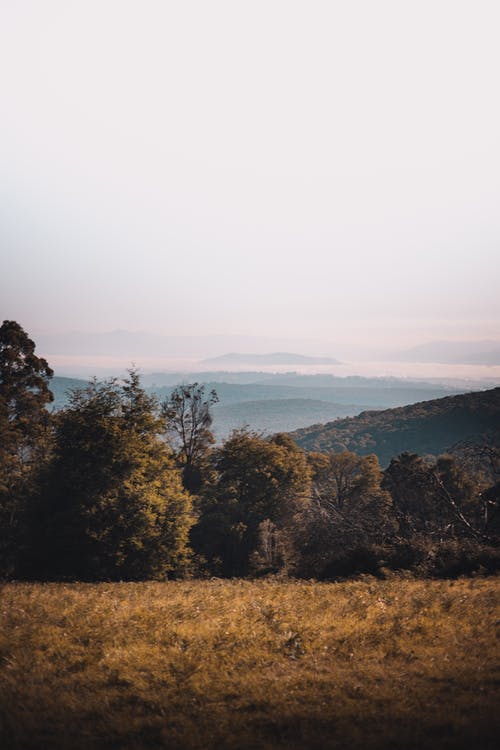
<box><xmin>162</xmin><ymin>383</ymin><xmax>218</xmax><ymax>492</ymax></box>
<box><xmin>192</xmin><ymin>431</ymin><xmax>310</xmax><ymax>576</ymax></box>
<box><xmin>0</xmin><ymin>321</ymin><xmax>53</xmax><ymax>577</ymax></box>
<box><xmin>29</xmin><ymin>372</ymin><xmax>193</xmax><ymax>580</ymax></box>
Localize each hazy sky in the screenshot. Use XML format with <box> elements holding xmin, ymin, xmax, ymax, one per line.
<box><xmin>1</xmin><ymin>1</ymin><xmax>499</xmax><ymax>353</ymax></box>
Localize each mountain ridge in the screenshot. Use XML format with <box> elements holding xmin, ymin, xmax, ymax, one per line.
<box><xmin>290</xmin><ymin>387</ymin><xmax>500</xmax><ymax>466</ymax></box>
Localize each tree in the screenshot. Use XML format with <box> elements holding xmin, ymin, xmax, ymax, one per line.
<box><xmin>29</xmin><ymin>372</ymin><xmax>193</xmax><ymax>580</ymax></box>
<box><xmin>162</xmin><ymin>383</ymin><xmax>218</xmax><ymax>492</ymax></box>
<box><xmin>382</xmin><ymin>452</ymin><xmax>440</xmax><ymax>538</ymax></box>
<box><xmin>0</xmin><ymin>321</ymin><xmax>53</xmax><ymax>577</ymax></box>
<box><xmin>451</xmin><ymin>442</ymin><xmax>500</xmax><ymax>535</ymax></box>
<box><xmin>293</xmin><ymin>451</ymin><xmax>393</xmax><ymax>577</ymax></box>
<box><xmin>192</xmin><ymin>431</ymin><xmax>310</xmax><ymax>576</ymax></box>
<box><xmin>382</xmin><ymin>451</ymin><xmax>489</xmax><ymax>541</ymax></box>
<box><xmin>430</xmin><ymin>455</ymin><xmax>482</xmax><ymax>540</ymax></box>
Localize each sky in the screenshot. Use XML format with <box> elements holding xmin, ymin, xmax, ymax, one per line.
<box><xmin>1</xmin><ymin>0</ymin><xmax>499</xmax><ymax>361</ymax></box>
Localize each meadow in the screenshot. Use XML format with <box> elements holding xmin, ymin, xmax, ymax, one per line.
<box><xmin>0</xmin><ymin>578</ymin><xmax>498</xmax><ymax>750</ymax></box>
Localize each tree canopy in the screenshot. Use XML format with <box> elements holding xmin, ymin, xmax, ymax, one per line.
<box><xmin>29</xmin><ymin>372</ymin><xmax>193</xmax><ymax>580</ymax></box>
<box><xmin>293</xmin><ymin>451</ymin><xmax>393</xmax><ymax>578</ymax></box>
<box><xmin>192</xmin><ymin>430</ymin><xmax>310</xmax><ymax>576</ymax></box>
<box><xmin>0</xmin><ymin>320</ymin><xmax>54</xmax><ymax>576</ymax></box>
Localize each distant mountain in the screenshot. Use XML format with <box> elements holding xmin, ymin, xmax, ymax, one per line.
<box><xmin>290</xmin><ymin>387</ymin><xmax>500</xmax><ymax>466</ymax></box>
<box><xmin>394</xmin><ymin>340</ymin><xmax>500</xmax><ymax>365</ymax></box>
<box><xmin>36</xmin><ymin>332</ymin><xmax>342</xmax><ymax>361</ymax></box>
<box><xmin>140</xmin><ymin>371</ymin><xmax>278</xmax><ymax>387</ymax></box>
<box><xmin>49</xmin><ymin>376</ymin><xmax>87</xmax><ymax>410</ymax></box>
<box><xmin>149</xmin><ymin>380</ymin><xmax>463</xmax><ymax>410</ymax></box>
<box><xmin>141</xmin><ymin>371</ymin><xmax>467</xmax><ymax>390</ymax></box>
<box><xmin>48</xmin><ymin>374</ymin><xmax>472</xmax><ymax>449</ymax></box>
<box><xmin>201</xmin><ymin>352</ymin><xmax>340</xmax><ymax>366</ymax></box>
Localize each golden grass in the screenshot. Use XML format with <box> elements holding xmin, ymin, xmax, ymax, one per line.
<box><xmin>1</xmin><ymin>577</ymin><xmax>499</xmax><ymax>749</ymax></box>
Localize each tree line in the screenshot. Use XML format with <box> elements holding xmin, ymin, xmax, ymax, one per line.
<box><xmin>1</xmin><ymin>321</ymin><xmax>499</xmax><ymax>581</ymax></box>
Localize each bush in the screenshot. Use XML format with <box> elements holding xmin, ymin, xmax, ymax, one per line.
<box><xmin>314</xmin><ymin>544</ymin><xmax>388</xmax><ymax>580</ymax></box>
<box><xmin>429</xmin><ymin>540</ymin><xmax>500</xmax><ymax>578</ymax></box>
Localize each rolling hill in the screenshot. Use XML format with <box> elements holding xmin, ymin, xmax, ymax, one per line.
<box><xmin>149</xmin><ymin>378</ymin><xmax>463</xmax><ymax>409</ymax></box>
<box><xmin>47</xmin><ymin>374</ymin><xmax>475</xmax><ymax>447</ymax></box>
<box><xmin>49</xmin><ymin>377</ymin><xmax>88</xmax><ymax>410</ymax></box>
<box><xmin>290</xmin><ymin>387</ymin><xmax>500</xmax><ymax>466</ymax></box>
<box><xmin>211</xmin><ymin>399</ymin><xmax>364</xmax><ymax>439</ymax></box>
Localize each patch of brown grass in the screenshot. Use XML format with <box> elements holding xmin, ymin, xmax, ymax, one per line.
<box><xmin>0</xmin><ymin>577</ymin><xmax>499</xmax><ymax>749</ymax></box>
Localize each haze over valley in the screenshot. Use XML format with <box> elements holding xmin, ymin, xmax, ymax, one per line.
<box><xmin>44</xmin><ymin>334</ymin><xmax>500</xmax><ymax>440</ymax></box>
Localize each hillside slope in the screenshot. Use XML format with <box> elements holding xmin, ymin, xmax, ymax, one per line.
<box><xmin>290</xmin><ymin>387</ymin><xmax>500</xmax><ymax>465</ymax></box>
<box><xmin>211</xmin><ymin>399</ymin><xmax>364</xmax><ymax>439</ymax></box>
<box><xmin>49</xmin><ymin>376</ymin><xmax>87</xmax><ymax>410</ymax></box>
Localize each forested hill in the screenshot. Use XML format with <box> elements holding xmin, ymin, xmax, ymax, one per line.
<box><xmin>290</xmin><ymin>387</ymin><xmax>500</xmax><ymax>466</ymax></box>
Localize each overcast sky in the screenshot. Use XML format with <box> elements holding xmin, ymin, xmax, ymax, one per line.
<box><xmin>1</xmin><ymin>0</ymin><xmax>499</xmax><ymax>354</ymax></box>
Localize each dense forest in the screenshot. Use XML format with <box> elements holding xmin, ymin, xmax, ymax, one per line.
<box><xmin>1</xmin><ymin>321</ymin><xmax>499</xmax><ymax>582</ymax></box>
<box><xmin>291</xmin><ymin>388</ymin><xmax>500</xmax><ymax>466</ymax></box>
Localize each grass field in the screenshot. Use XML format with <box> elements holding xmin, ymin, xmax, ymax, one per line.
<box><xmin>0</xmin><ymin>578</ymin><xmax>499</xmax><ymax>749</ymax></box>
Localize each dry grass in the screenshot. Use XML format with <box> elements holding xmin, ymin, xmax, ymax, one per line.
<box><xmin>0</xmin><ymin>577</ymin><xmax>499</xmax><ymax>749</ymax></box>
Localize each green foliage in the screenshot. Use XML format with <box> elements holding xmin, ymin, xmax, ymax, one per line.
<box><xmin>193</xmin><ymin>431</ymin><xmax>310</xmax><ymax>576</ymax></box>
<box><xmin>291</xmin><ymin>387</ymin><xmax>500</xmax><ymax>466</ymax></box>
<box><xmin>382</xmin><ymin>536</ymin><xmax>500</xmax><ymax>577</ymax></box>
<box><xmin>29</xmin><ymin>371</ymin><xmax>193</xmax><ymax>580</ymax></box>
<box><xmin>382</xmin><ymin>452</ymin><xmax>490</xmax><ymax>542</ymax></box>
<box><xmin>293</xmin><ymin>451</ymin><xmax>394</xmax><ymax>578</ymax></box>
<box><xmin>382</xmin><ymin>452</ymin><xmax>441</xmax><ymax>537</ymax></box>
<box><xmin>0</xmin><ymin>320</ymin><xmax>54</xmax><ymax>577</ymax></box>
